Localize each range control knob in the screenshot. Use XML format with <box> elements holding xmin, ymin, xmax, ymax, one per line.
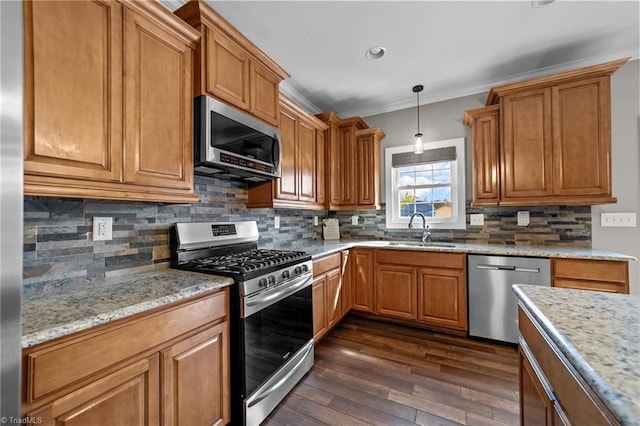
<box><xmin>258</xmin><ymin>278</ymin><xmax>268</xmax><ymax>288</ymax></box>
<box><xmin>294</xmin><ymin>266</ymin><xmax>302</xmax><ymax>275</ymax></box>
<box><xmin>268</xmin><ymin>275</ymin><xmax>276</xmax><ymax>285</ymax></box>
<box><xmin>301</xmin><ymin>264</ymin><xmax>309</xmax><ymax>273</ymax></box>
<box><xmin>282</xmin><ymin>270</ymin><xmax>290</xmax><ymax>280</ymax></box>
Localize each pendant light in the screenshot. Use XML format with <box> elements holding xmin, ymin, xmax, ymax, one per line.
<box><xmin>413</xmin><ymin>84</ymin><xmax>424</xmax><ymax>154</ymax></box>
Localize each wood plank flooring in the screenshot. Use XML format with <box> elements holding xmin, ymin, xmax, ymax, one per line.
<box><xmin>263</xmin><ymin>315</ymin><xmax>519</xmax><ymax>426</ymax></box>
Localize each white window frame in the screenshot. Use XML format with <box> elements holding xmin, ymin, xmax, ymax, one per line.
<box><xmin>385</xmin><ymin>137</ymin><xmax>466</xmax><ymax>230</ymax></box>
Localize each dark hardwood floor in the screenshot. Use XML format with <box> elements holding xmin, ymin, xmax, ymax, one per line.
<box><xmin>263</xmin><ymin>315</ymin><xmax>520</xmax><ymax>426</ymax></box>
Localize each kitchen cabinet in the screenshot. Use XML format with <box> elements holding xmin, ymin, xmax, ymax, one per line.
<box><xmin>247</xmin><ymin>95</ymin><xmax>328</xmax><ymax>209</ymax></box>
<box><xmin>340</xmin><ymin>250</ymin><xmax>353</xmax><ymax>315</ymax></box>
<box><xmin>518</xmin><ymin>305</ymin><xmax>619</xmax><ymax>425</ymax></box>
<box><xmin>463</xmin><ymin>105</ymin><xmax>500</xmax><ymax>206</ymax></box>
<box><xmin>464</xmin><ymin>58</ymin><xmax>628</xmax><ymax>206</ymax></box>
<box><xmin>174</xmin><ymin>0</ymin><xmax>289</xmax><ymax>127</ymax></box>
<box><xmin>316</xmin><ymin>113</ymin><xmax>385</xmax><ymax>210</ymax></box>
<box><xmin>374</xmin><ymin>250</ymin><xmax>467</xmax><ymax>333</ymax></box>
<box><xmin>312</xmin><ymin>252</ymin><xmax>345</xmax><ymax>342</ymax></box>
<box><xmin>23</xmin><ymin>0</ymin><xmax>200</xmax><ymax>203</ymax></box>
<box><xmin>551</xmin><ymin>258</ymin><xmax>629</xmax><ymax>294</ymax></box>
<box><xmin>351</xmin><ymin>248</ymin><xmax>375</xmax><ymax>313</ymax></box>
<box><xmin>22</xmin><ymin>289</ymin><xmax>230</xmax><ymax>425</ymax></box>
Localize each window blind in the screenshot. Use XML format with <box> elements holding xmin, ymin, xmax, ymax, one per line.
<box><xmin>391</xmin><ymin>147</ymin><xmax>456</xmax><ymax>168</ymax></box>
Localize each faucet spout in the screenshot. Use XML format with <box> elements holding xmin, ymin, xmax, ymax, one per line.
<box><xmin>408</xmin><ymin>212</ymin><xmax>430</xmax><ymax>244</ymax></box>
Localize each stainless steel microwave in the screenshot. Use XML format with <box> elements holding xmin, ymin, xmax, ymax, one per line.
<box><xmin>194</xmin><ymin>95</ymin><xmax>281</xmax><ymax>182</ymax></box>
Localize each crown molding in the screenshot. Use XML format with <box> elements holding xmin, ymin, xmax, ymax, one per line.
<box><xmin>279</xmin><ymin>81</ymin><xmax>323</xmax><ymax>114</ymax></box>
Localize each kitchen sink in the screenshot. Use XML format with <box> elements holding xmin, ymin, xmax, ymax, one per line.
<box><xmin>388</xmin><ymin>241</ymin><xmax>456</xmax><ymax>248</ymax></box>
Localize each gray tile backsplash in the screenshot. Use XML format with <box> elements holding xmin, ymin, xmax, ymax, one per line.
<box><xmin>23</xmin><ymin>175</ymin><xmax>590</xmax><ymax>286</ymax></box>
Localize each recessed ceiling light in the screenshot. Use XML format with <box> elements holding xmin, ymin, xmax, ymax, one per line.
<box><xmin>365</xmin><ymin>46</ymin><xmax>386</xmax><ymax>60</ymax></box>
<box><xmin>531</xmin><ymin>0</ymin><xmax>555</xmax><ymax>7</ymax></box>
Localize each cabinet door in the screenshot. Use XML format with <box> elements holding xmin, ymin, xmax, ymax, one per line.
<box><xmin>470</xmin><ymin>107</ymin><xmax>500</xmax><ymax>205</ymax></box>
<box><xmin>335</xmin><ymin>126</ymin><xmax>356</xmax><ymax>205</ymax></box>
<box><xmin>312</xmin><ymin>276</ymin><xmax>327</xmax><ymax>341</ymax></box>
<box><xmin>356</xmin><ymin>132</ymin><xmax>377</xmax><ymax>206</ymax></box>
<box><xmin>162</xmin><ymin>322</ymin><xmax>230</xmax><ymax>426</ymax></box>
<box><xmin>123</xmin><ymin>7</ymin><xmax>194</xmax><ymax>190</ymax></box>
<box><xmin>375</xmin><ymin>264</ymin><xmax>417</xmax><ymax>320</ymax></box>
<box><xmin>520</xmin><ymin>350</ymin><xmax>554</xmax><ymax>426</ymax></box>
<box><xmin>316</xmin><ymin>130</ymin><xmax>326</xmax><ymax>206</ymax></box>
<box><xmin>205</xmin><ymin>28</ymin><xmax>249</xmax><ymax>109</ymax></box>
<box><xmin>31</xmin><ymin>356</ymin><xmax>159</xmax><ymax>426</ymax></box>
<box><xmin>298</xmin><ymin>118</ymin><xmax>317</xmax><ymax>202</ymax></box>
<box><xmin>552</xmin><ymin>258</ymin><xmax>629</xmax><ymax>294</ymax></box>
<box><xmin>501</xmin><ymin>88</ymin><xmax>554</xmax><ymax>200</ymax></box>
<box><xmin>24</xmin><ymin>0</ymin><xmax>123</xmax><ymax>182</ymax></box>
<box><xmin>417</xmin><ymin>267</ymin><xmax>467</xmax><ymax>330</ymax></box>
<box><xmin>275</xmin><ymin>104</ymin><xmax>299</xmax><ymax>200</ymax></box>
<box><xmin>326</xmin><ymin>269</ymin><xmax>342</xmax><ymax>329</ymax></box>
<box><xmin>552</xmin><ymin>77</ymin><xmax>612</xmax><ymax>197</ymax></box>
<box><xmin>250</xmin><ymin>61</ymin><xmax>280</xmax><ymax>127</ymax></box>
<box><xmin>340</xmin><ymin>250</ymin><xmax>352</xmax><ymax>315</ymax></box>
<box><xmin>351</xmin><ymin>249</ymin><xmax>374</xmax><ymax>313</ymax></box>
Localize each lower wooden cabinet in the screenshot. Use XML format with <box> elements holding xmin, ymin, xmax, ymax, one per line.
<box><xmin>374</xmin><ymin>250</ymin><xmax>468</xmax><ymax>333</ymax></box>
<box><xmin>29</xmin><ymin>356</ymin><xmax>160</xmax><ymax>425</ymax></box>
<box><xmin>23</xmin><ymin>289</ymin><xmax>230</xmax><ymax>425</ymax></box>
<box><xmin>519</xmin><ymin>305</ymin><xmax>619</xmax><ymax>425</ymax></box>
<box><xmin>312</xmin><ymin>252</ymin><xmax>350</xmax><ymax>342</ymax></box>
<box><xmin>351</xmin><ymin>248</ymin><xmax>375</xmax><ymax>313</ymax></box>
<box><xmin>552</xmin><ymin>258</ymin><xmax>629</xmax><ymax>293</ymax></box>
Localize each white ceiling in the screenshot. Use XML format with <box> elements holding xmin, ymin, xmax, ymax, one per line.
<box><xmin>162</xmin><ymin>1</ymin><xmax>640</xmax><ymax>118</ymax></box>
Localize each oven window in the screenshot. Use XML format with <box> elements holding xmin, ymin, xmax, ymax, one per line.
<box><xmin>242</xmin><ymin>285</ymin><xmax>313</xmax><ymax>396</ymax></box>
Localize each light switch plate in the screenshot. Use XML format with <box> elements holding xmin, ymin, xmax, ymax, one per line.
<box><xmin>601</xmin><ymin>212</ymin><xmax>637</xmax><ymax>227</ymax></box>
<box><xmin>313</xmin><ymin>216</ymin><xmax>319</xmax><ymax>226</ymax></box>
<box><xmin>470</xmin><ymin>213</ymin><xmax>484</xmax><ymax>226</ymax></box>
<box><xmin>351</xmin><ymin>215</ymin><xmax>359</xmax><ymax>225</ymax></box>
<box><xmin>274</xmin><ymin>216</ymin><xmax>280</xmax><ymax>229</ymax></box>
<box><xmin>517</xmin><ymin>211</ymin><xmax>530</xmax><ymax>226</ymax></box>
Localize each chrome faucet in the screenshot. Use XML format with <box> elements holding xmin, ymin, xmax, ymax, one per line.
<box><xmin>408</xmin><ymin>212</ymin><xmax>430</xmax><ymax>244</ymax></box>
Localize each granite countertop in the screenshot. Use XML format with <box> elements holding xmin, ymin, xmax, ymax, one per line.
<box><xmin>301</xmin><ymin>239</ymin><xmax>637</xmax><ymax>261</ymax></box>
<box><xmin>513</xmin><ymin>285</ymin><xmax>640</xmax><ymax>425</ymax></box>
<box><xmin>22</xmin><ymin>268</ymin><xmax>233</xmax><ymax>348</ymax></box>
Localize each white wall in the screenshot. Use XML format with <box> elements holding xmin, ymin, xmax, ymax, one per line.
<box><xmin>365</xmin><ymin>60</ymin><xmax>640</xmax><ymax>294</ymax></box>
<box><xmin>591</xmin><ymin>60</ymin><xmax>640</xmax><ymax>295</ymax></box>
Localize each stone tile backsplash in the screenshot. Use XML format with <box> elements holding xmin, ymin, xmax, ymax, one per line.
<box><xmin>23</xmin><ymin>175</ymin><xmax>591</xmax><ymax>286</ymax></box>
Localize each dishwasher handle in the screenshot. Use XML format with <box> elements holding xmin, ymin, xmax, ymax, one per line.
<box><xmin>476</xmin><ymin>264</ymin><xmax>540</xmax><ymax>273</ymax></box>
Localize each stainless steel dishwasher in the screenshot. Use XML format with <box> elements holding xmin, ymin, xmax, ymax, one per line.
<box><xmin>468</xmin><ymin>255</ymin><xmax>550</xmax><ymax>343</ymax></box>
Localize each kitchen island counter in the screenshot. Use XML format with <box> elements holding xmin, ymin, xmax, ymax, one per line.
<box><xmin>514</xmin><ymin>284</ymin><xmax>640</xmax><ymax>425</ymax></box>
<box><xmin>22</xmin><ymin>267</ymin><xmax>232</xmax><ymax>348</ymax></box>
<box><xmin>299</xmin><ymin>239</ymin><xmax>637</xmax><ymax>262</ymax></box>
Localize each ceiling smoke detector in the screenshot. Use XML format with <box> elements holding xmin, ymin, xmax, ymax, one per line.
<box><xmin>531</xmin><ymin>0</ymin><xmax>555</xmax><ymax>7</ymax></box>
<box><xmin>365</xmin><ymin>46</ymin><xmax>386</xmax><ymax>60</ymax></box>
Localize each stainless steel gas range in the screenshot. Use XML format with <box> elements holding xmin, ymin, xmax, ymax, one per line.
<box><xmin>174</xmin><ymin>221</ymin><xmax>314</xmax><ymax>425</ymax></box>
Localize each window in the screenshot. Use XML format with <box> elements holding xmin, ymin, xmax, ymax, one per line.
<box><xmin>385</xmin><ymin>138</ymin><xmax>466</xmax><ymax>229</ymax></box>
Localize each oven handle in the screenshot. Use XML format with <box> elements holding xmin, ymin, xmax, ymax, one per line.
<box><xmin>244</xmin><ymin>273</ymin><xmax>312</xmax><ymax>316</ymax></box>
<box><xmin>247</xmin><ymin>340</ymin><xmax>314</xmax><ymax>408</ymax></box>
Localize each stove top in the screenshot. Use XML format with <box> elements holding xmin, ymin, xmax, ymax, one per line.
<box><xmin>181</xmin><ymin>248</ymin><xmax>309</xmax><ymax>277</ymax></box>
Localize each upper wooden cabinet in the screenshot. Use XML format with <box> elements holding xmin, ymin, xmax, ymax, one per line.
<box><xmin>464</xmin><ymin>58</ymin><xmax>628</xmax><ymax>207</ymax></box>
<box><xmin>23</xmin><ymin>0</ymin><xmax>200</xmax><ymax>203</ymax></box>
<box><xmin>174</xmin><ymin>0</ymin><xmax>289</xmax><ymax>127</ymax></box>
<box><xmin>317</xmin><ymin>113</ymin><xmax>385</xmax><ymax>210</ymax></box>
<box><xmin>247</xmin><ymin>95</ymin><xmax>328</xmax><ymax>209</ymax></box>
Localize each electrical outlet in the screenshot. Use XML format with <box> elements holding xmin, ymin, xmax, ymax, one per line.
<box><xmin>313</xmin><ymin>216</ymin><xmax>319</xmax><ymax>226</ymax></box>
<box><xmin>470</xmin><ymin>213</ymin><xmax>484</xmax><ymax>226</ymax></box>
<box><xmin>517</xmin><ymin>211</ymin><xmax>530</xmax><ymax>227</ymax></box>
<box><xmin>351</xmin><ymin>215</ymin><xmax>359</xmax><ymax>226</ymax></box>
<box><xmin>601</xmin><ymin>212</ymin><xmax>637</xmax><ymax>227</ymax></box>
<box><xmin>93</xmin><ymin>217</ymin><xmax>113</xmax><ymax>241</ymax></box>
<box><xmin>274</xmin><ymin>216</ymin><xmax>280</xmax><ymax>229</ymax></box>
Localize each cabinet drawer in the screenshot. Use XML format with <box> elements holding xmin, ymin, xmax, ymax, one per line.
<box><xmin>518</xmin><ymin>306</ymin><xmax>617</xmax><ymax>425</ymax></box>
<box><xmin>553</xmin><ymin>279</ymin><xmax>626</xmax><ymax>294</ymax></box>
<box><xmin>313</xmin><ymin>252</ymin><xmax>341</xmax><ymax>277</ymax></box>
<box><xmin>376</xmin><ymin>250</ymin><xmax>465</xmax><ymax>269</ymax></box>
<box><xmin>552</xmin><ymin>258</ymin><xmax>627</xmax><ymax>283</ymax></box>
<box><xmin>26</xmin><ymin>289</ymin><xmax>228</xmax><ymax>402</ymax></box>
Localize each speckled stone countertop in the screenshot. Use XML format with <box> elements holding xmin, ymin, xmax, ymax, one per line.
<box><xmin>301</xmin><ymin>239</ymin><xmax>637</xmax><ymax>261</ymax></box>
<box><xmin>513</xmin><ymin>285</ymin><xmax>640</xmax><ymax>425</ymax></box>
<box><xmin>22</xmin><ymin>268</ymin><xmax>233</xmax><ymax>348</ymax></box>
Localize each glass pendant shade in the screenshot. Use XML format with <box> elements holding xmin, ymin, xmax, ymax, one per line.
<box><xmin>414</xmin><ymin>133</ymin><xmax>424</xmax><ymax>154</ymax></box>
